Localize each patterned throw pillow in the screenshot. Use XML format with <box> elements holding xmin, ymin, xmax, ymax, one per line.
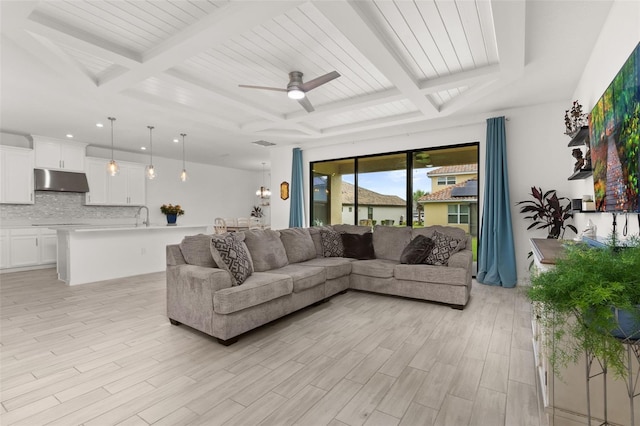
<box><xmin>320</xmin><ymin>229</ymin><xmax>344</xmax><ymax>257</ymax></box>
<box><xmin>424</xmin><ymin>230</ymin><xmax>461</xmax><ymax>266</ymax></box>
<box><xmin>400</xmin><ymin>235</ymin><xmax>435</xmax><ymax>264</ymax></box>
<box><xmin>210</xmin><ymin>235</ymin><xmax>253</xmax><ymax>286</ymax></box>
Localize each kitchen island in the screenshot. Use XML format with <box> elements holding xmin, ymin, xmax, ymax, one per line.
<box><xmin>55</xmin><ymin>224</ymin><xmax>208</xmax><ymax>285</ymax></box>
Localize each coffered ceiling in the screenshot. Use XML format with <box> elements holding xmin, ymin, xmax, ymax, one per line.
<box><xmin>0</xmin><ymin>1</ymin><xmax>613</xmax><ymax>170</ymax></box>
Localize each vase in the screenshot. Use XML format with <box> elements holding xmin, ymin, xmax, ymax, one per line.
<box><xmin>166</xmin><ymin>214</ymin><xmax>177</xmax><ymax>226</ymax></box>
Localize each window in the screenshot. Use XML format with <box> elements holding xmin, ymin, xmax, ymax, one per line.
<box><xmin>367</xmin><ymin>206</ymin><xmax>373</xmax><ymax>219</ymax></box>
<box><xmin>348</xmin><ymin>207</ymin><xmax>352</xmax><ymax>212</ymax></box>
<box><xmin>437</xmin><ymin>176</ymin><xmax>456</xmax><ymax>185</ymax></box>
<box><xmin>448</xmin><ymin>204</ymin><xmax>469</xmax><ymax>224</ymax></box>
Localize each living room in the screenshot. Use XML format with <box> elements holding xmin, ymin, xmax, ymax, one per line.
<box><xmin>1</xmin><ymin>1</ymin><xmax>639</xmax><ymax>425</ymax></box>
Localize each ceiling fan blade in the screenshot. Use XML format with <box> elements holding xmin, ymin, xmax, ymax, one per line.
<box><xmin>238</xmin><ymin>84</ymin><xmax>287</xmax><ymax>92</ymax></box>
<box><xmin>298</xmin><ymin>96</ymin><xmax>315</xmax><ymax>113</ymax></box>
<box><xmin>299</xmin><ymin>71</ymin><xmax>340</xmax><ymax>92</ymax></box>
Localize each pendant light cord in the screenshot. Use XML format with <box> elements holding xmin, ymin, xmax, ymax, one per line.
<box><xmin>181</xmin><ymin>133</ymin><xmax>186</xmax><ymax>169</ymax></box>
<box><xmin>108</xmin><ymin>117</ymin><xmax>116</xmax><ymax>160</ymax></box>
<box><xmin>148</xmin><ymin>126</ymin><xmax>154</xmax><ymax>164</ymax></box>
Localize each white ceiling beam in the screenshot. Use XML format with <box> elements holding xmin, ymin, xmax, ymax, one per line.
<box><xmin>313</xmin><ymin>1</ymin><xmax>440</xmax><ymax>119</ymax></box>
<box><xmin>491</xmin><ymin>0</ymin><xmax>526</xmax><ymax>75</ymax></box>
<box><xmin>320</xmin><ymin>111</ymin><xmax>426</xmax><ymax>137</ymax></box>
<box><xmin>98</xmin><ymin>1</ymin><xmax>304</xmax><ymax>93</ymax></box>
<box><xmin>161</xmin><ymin>69</ymin><xmax>320</xmax><ymax>136</ymax></box>
<box><xmin>419</xmin><ymin>64</ymin><xmax>501</xmax><ymax>94</ymax></box>
<box><xmin>25</xmin><ymin>10</ymin><xmax>141</xmax><ymax>68</ymax></box>
<box><xmin>242</xmin><ymin>88</ymin><xmax>404</xmax><ymax>132</ymax></box>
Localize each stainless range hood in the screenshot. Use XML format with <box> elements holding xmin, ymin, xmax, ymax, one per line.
<box><xmin>34</xmin><ymin>169</ymin><xmax>90</xmax><ymax>193</ymax></box>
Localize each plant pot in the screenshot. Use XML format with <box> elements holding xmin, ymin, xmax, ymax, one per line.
<box><xmin>611</xmin><ymin>306</ymin><xmax>640</xmax><ymax>341</ymax></box>
<box><xmin>166</xmin><ymin>214</ymin><xmax>177</xmax><ymax>226</ymax></box>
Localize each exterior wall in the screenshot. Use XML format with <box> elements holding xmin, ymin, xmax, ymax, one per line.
<box><xmin>429</xmin><ymin>172</ymin><xmax>477</xmax><ymax>191</ymax></box>
<box><xmin>341</xmin><ymin>205</ymin><xmax>405</xmax><ymax>225</ymax></box>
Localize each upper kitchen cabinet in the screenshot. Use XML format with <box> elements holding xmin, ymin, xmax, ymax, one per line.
<box><xmin>85</xmin><ymin>157</ymin><xmax>146</xmax><ymax>206</ymax></box>
<box><xmin>0</xmin><ymin>146</ymin><xmax>34</xmax><ymax>204</ymax></box>
<box><xmin>32</xmin><ymin>136</ymin><xmax>87</xmax><ymax>172</ymax></box>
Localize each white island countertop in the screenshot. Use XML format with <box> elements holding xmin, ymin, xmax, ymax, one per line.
<box><xmin>56</xmin><ymin>224</ymin><xmax>209</xmax><ymax>285</ymax></box>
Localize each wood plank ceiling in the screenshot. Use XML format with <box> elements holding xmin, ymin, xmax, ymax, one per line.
<box><xmin>1</xmin><ymin>0</ymin><xmax>527</xmax><ymax>168</ymax></box>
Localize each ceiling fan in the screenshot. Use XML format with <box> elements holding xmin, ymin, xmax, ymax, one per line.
<box><xmin>239</xmin><ymin>70</ymin><xmax>340</xmax><ymax>113</ymax></box>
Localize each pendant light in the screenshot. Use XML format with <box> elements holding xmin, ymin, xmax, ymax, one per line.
<box><xmin>146</xmin><ymin>125</ymin><xmax>156</xmax><ymax>179</ymax></box>
<box><xmin>107</xmin><ymin>117</ymin><xmax>119</xmax><ymax>176</ymax></box>
<box><xmin>256</xmin><ymin>162</ymin><xmax>271</xmax><ymax>198</ymax></box>
<box><xmin>179</xmin><ymin>133</ymin><xmax>188</xmax><ymax>182</ymax></box>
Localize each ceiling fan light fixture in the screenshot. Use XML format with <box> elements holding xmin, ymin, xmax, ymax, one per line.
<box><xmin>287</xmin><ymin>88</ymin><xmax>305</xmax><ymax>100</ymax></box>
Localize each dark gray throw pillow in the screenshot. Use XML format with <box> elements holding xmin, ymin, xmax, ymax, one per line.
<box><xmin>320</xmin><ymin>229</ymin><xmax>344</xmax><ymax>257</ymax></box>
<box><xmin>210</xmin><ymin>236</ymin><xmax>253</xmax><ymax>286</ymax></box>
<box><xmin>400</xmin><ymin>235</ymin><xmax>435</xmax><ymax>264</ymax></box>
<box><xmin>424</xmin><ymin>230</ymin><xmax>461</xmax><ymax>266</ymax></box>
<box><xmin>341</xmin><ymin>232</ymin><xmax>375</xmax><ymax>260</ymax></box>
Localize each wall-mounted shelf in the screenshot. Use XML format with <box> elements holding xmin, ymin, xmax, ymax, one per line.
<box><xmin>567</xmin><ymin>126</ymin><xmax>590</xmax><ymax>147</ymax></box>
<box><xmin>568</xmin><ymin>168</ymin><xmax>593</xmax><ymax>180</ymax></box>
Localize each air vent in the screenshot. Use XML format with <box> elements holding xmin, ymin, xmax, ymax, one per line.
<box><xmin>252</xmin><ymin>140</ymin><xmax>276</xmax><ymax>147</ymax></box>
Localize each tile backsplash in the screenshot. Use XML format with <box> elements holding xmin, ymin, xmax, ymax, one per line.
<box><xmin>0</xmin><ymin>192</ymin><xmax>139</xmax><ymax>224</ymax></box>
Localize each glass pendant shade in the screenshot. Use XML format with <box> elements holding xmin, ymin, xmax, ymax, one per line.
<box><xmin>107</xmin><ymin>117</ymin><xmax>119</xmax><ymax>176</ymax></box>
<box><xmin>146</xmin><ymin>125</ymin><xmax>156</xmax><ymax>180</ymax></box>
<box><xmin>180</xmin><ymin>169</ymin><xmax>188</xmax><ymax>182</ymax></box>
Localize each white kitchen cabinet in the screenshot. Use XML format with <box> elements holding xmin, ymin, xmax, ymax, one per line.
<box><xmin>85</xmin><ymin>157</ymin><xmax>146</xmax><ymax>206</ymax></box>
<box><xmin>84</xmin><ymin>157</ymin><xmax>109</xmax><ymax>205</ymax></box>
<box><xmin>40</xmin><ymin>229</ymin><xmax>57</xmax><ymax>264</ymax></box>
<box><xmin>0</xmin><ymin>146</ymin><xmax>34</xmax><ymax>204</ymax></box>
<box><xmin>0</xmin><ymin>228</ymin><xmax>58</xmax><ymax>270</ymax></box>
<box><xmin>9</xmin><ymin>228</ymin><xmax>39</xmax><ymax>267</ymax></box>
<box><xmin>0</xmin><ymin>230</ymin><xmax>9</xmax><ymax>269</ymax></box>
<box><xmin>33</xmin><ymin>136</ymin><xmax>86</xmax><ymax>172</ymax></box>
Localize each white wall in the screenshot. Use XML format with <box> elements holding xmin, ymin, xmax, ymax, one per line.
<box><xmin>570</xmin><ymin>0</ymin><xmax>640</xmax><ymax>241</ymax></box>
<box><xmin>84</xmin><ymin>146</ymin><xmax>260</xmax><ymax>229</ymax></box>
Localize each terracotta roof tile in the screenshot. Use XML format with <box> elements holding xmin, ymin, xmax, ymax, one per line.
<box><xmin>427</xmin><ymin>163</ymin><xmax>478</xmax><ymax>176</ymax></box>
<box><xmin>341</xmin><ymin>182</ymin><xmax>406</xmax><ymax>206</ymax></box>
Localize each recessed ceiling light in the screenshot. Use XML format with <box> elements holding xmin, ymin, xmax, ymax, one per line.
<box><xmin>96</xmin><ymin>123</ymin><xmax>104</xmax><ymax>128</ymax></box>
<box><xmin>140</xmin><ymin>147</ymin><xmax>147</xmax><ymax>150</ymax></box>
<box><xmin>173</xmin><ymin>138</ymin><xmax>179</xmax><ymax>143</ymax></box>
<box><xmin>66</xmin><ymin>134</ymin><xmax>73</xmax><ymax>138</ymax></box>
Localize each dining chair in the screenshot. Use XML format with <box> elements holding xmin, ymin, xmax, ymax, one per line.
<box><xmin>214</xmin><ymin>218</ymin><xmax>227</xmax><ymax>234</ymax></box>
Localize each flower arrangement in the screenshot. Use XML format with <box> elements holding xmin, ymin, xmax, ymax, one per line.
<box><xmin>160</xmin><ymin>204</ymin><xmax>185</xmax><ymax>216</ymax></box>
<box><xmin>250</xmin><ymin>206</ymin><xmax>263</xmax><ymax>218</ymax></box>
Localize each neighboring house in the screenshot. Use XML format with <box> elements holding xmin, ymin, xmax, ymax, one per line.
<box><xmin>312</xmin><ymin>178</ymin><xmax>406</xmax><ymax>226</ymax></box>
<box><xmin>341</xmin><ymin>182</ymin><xmax>406</xmax><ymax>225</ymax></box>
<box><xmin>419</xmin><ymin>164</ymin><xmax>478</xmax><ymax>234</ymax></box>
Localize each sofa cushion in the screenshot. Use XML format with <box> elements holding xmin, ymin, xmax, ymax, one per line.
<box><xmin>424</xmin><ymin>230</ymin><xmax>462</xmax><ymax>266</ymax></box>
<box><xmin>265</xmin><ymin>264</ymin><xmax>326</xmax><ymax>293</ymax></box>
<box><xmin>213</xmin><ymin>272</ymin><xmax>293</xmax><ymax>314</ymax></box>
<box><xmin>372</xmin><ymin>225</ymin><xmax>412</xmax><ymax>261</ymax></box>
<box><xmin>210</xmin><ymin>235</ymin><xmax>253</xmax><ymax>286</ymax></box>
<box><xmin>309</xmin><ymin>226</ymin><xmax>333</xmax><ymax>257</ymax></box>
<box><xmin>332</xmin><ymin>224</ymin><xmax>372</xmax><ymax>235</ymax></box>
<box><xmin>412</xmin><ymin>225</ymin><xmax>467</xmax><ymax>251</ymax></box>
<box><xmin>350</xmin><ymin>259</ymin><xmax>396</xmax><ymax>278</ymax></box>
<box><xmin>297</xmin><ymin>257</ymin><xmax>353</xmax><ymax>280</ymax></box>
<box><xmin>279</xmin><ymin>228</ymin><xmax>317</xmax><ymax>263</ymax></box>
<box><xmin>400</xmin><ymin>235</ymin><xmax>435</xmax><ymax>264</ymax></box>
<box><xmin>394</xmin><ymin>264</ymin><xmax>467</xmax><ymax>286</ymax></box>
<box><xmin>320</xmin><ymin>229</ymin><xmax>344</xmax><ymax>257</ymax></box>
<box><xmin>243</xmin><ymin>229</ymin><xmax>289</xmax><ymax>272</ymax></box>
<box><xmin>180</xmin><ymin>234</ymin><xmax>216</xmax><ymax>267</ymax></box>
<box><xmin>342</xmin><ymin>232</ymin><xmax>375</xmax><ymax>260</ymax></box>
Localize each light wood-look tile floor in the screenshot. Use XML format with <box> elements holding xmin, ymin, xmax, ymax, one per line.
<box><xmin>1</xmin><ymin>268</ymin><xmax>548</xmax><ymax>426</ymax></box>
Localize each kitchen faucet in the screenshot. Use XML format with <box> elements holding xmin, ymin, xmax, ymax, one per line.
<box><xmin>135</xmin><ymin>206</ymin><xmax>150</xmax><ymax>227</ymax></box>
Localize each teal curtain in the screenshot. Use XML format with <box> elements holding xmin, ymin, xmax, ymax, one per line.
<box><xmin>289</xmin><ymin>148</ymin><xmax>304</xmax><ymax>227</ymax></box>
<box><xmin>477</xmin><ymin>117</ymin><xmax>517</xmax><ymax>287</ymax></box>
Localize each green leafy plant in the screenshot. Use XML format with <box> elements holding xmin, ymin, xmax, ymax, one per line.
<box><xmin>160</xmin><ymin>204</ymin><xmax>184</xmax><ymax>216</ymax></box>
<box><xmin>528</xmin><ymin>237</ymin><xmax>640</xmax><ymax>378</ymax></box>
<box><xmin>517</xmin><ymin>187</ymin><xmax>577</xmax><ymax>239</ymax></box>
<box><xmin>250</xmin><ymin>206</ymin><xmax>263</xmax><ymax>218</ymax></box>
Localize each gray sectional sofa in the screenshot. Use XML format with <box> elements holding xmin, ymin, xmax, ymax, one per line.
<box><xmin>166</xmin><ymin>224</ymin><xmax>472</xmax><ymax>345</ymax></box>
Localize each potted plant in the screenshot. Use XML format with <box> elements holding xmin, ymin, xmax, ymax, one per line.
<box><xmin>160</xmin><ymin>204</ymin><xmax>185</xmax><ymax>225</ymax></box>
<box><xmin>250</xmin><ymin>206</ymin><xmax>263</xmax><ymax>218</ymax></box>
<box><xmin>528</xmin><ymin>236</ymin><xmax>640</xmax><ymax>378</ymax></box>
<box><xmin>517</xmin><ymin>187</ymin><xmax>577</xmax><ymax>239</ymax></box>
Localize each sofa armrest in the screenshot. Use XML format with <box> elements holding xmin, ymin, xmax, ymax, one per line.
<box><xmin>167</xmin><ymin>244</ymin><xmax>187</xmax><ymax>266</ymax></box>
<box><xmin>448</xmin><ymin>250</ymin><xmax>472</xmax><ymax>270</ymax></box>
